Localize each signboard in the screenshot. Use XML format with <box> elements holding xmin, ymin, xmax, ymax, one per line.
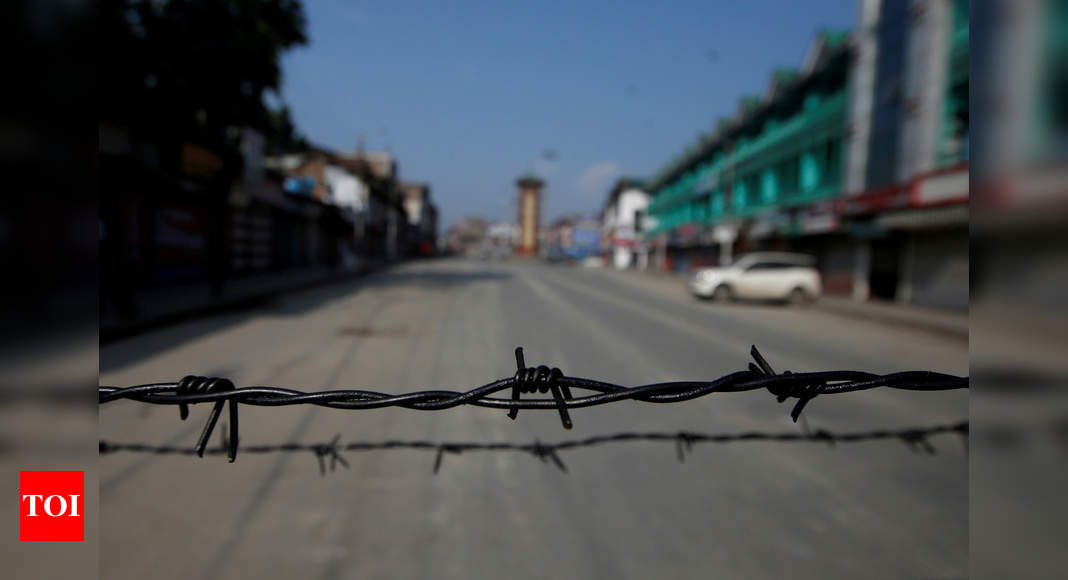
<box><xmin>838</xmin><ymin>167</ymin><xmax>969</xmax><ymax>216</ymax></box>
<box><xmin>835</xmin><ymin>184</ymin><xmax>910</xmax><ymax>215</ymax></box>
<box><xmin>875</xmin><ymin>205</ymin><xmax>968</xmax><ymax>230</ymax></box>
<box><xmin>798</xmin><ymin>213</ymin><xmax>839</xmax><ymax>234</ymax></box>
<box><xmin>914</xmin><ymin>169</ymin><xmax>968</xmax><ymax>206</ymax></box>
<box><xmin>748</xmin><ymin>212</ymin><xmax>790</xmax><ymax>239</ymax></box>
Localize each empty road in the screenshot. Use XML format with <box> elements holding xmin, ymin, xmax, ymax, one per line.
<box><xmin>100</xmin><ymin>258</ymin><xmax>968</xmax><ymax>580</ymax></box>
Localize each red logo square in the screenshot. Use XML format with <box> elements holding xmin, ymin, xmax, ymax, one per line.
<box><xmin>19</xmin><ymin>471</ymin><xmax>84</xmax><ymax>541</ymax></box>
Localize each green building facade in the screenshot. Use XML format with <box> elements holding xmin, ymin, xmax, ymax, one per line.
<box><xmin>647</xmin><ymin>30</ymin><xmax>851</xmax><ymax>269</ymax></box>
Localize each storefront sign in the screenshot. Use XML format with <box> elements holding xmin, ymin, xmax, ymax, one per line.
<box><xmin>798</xmin><ymin>213</ymin><xmax>839</xmax><ymax>234</ymax></box>
<box><xmin>913</xmin><ymin>168</ymin><xmax>968</xmax><ymax>206</ymax></box>
<box><xmin>748</xmin><ymin>213</ymin><xmax>789</xmax><ymax>239</ymax></box>
<box><xmin>874</xmin><ymin>205</ymin><xmax>968</xmax><ymax>230</ymax></box>
<box><xmin>835</xmin><ymin>185</ymin><xmax>910</xmax><ymax>215</ymax></box>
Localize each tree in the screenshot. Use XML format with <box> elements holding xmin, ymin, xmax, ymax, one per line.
<box><xmin>264</xmin><ymin>103</ymin><xmax>309</xmax><ymax>154</ymax></box>
<box><xmin>100</xmin><ymin>0</ymin><xmax>308</xmax><ymax>145</ymax></box>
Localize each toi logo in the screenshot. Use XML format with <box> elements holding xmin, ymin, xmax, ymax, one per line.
<box><xmin>19</xmin><ymin>471</ymin><xmax>84</xmax><ymax>541</ymax></box>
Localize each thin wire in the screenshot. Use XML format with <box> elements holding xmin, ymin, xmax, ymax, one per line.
<box><xmin>99</xmin><ymin>421</ymin><xmax>969</xmax><ymax>476</ymax></box>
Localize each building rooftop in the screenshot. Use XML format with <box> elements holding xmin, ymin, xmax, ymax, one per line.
<box><xmin>646</xmin><ymin>28</ymin><xmax>852</xmax><ymax>193</ymax></box>
<box><xmin>602</xmin><ymin>176</ymin><xmax>649</xmax><ymax>212</ymax></box>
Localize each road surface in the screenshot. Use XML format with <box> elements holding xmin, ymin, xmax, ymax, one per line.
<box><xmin>100</xmin><ymin>258</ymin><xmax>968</xmax><ymax>580</ymax></box>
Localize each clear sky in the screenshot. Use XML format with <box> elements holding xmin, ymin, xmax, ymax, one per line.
<box><xmin>278</xmin><ymin>0</ymin><xmax>855</xmax><ymax>229</ymax></box>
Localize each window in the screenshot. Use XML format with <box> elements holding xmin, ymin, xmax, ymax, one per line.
<box><xmin>780</xmin><ymin>157</ymin><xmax>800</xmax><ymax>197</ymax></box>
<box><xmin>746</xmin><ymin>262</ymin><xmax>789</xmax><ymax>271</ymax></box>
<box><xmin>760</xmin><ymin>169</ymin><xmax>777</xmax><ymax>204</ymax></box>
<box><xmin>823</xmin><ymin>140</ymin><xmax>839</xmax><ymax>186</ymax></box>
<box><xmin>746</xmin><ymin>260</ymin><xmax>806</xmax><ymax>271</ymax></box>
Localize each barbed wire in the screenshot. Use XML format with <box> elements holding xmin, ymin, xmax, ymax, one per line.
<box><xmin>98</xmin><ymin>345</ymin><xmax>969</xmax><ymax>462</ymax></box>
<box><xmin>99</xmin><ymin>421</ymin><xmax>969</xmax><ymax>476</ymax></box>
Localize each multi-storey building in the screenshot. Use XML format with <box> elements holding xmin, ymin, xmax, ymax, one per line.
<box><xmin>647</xmin><ymin>29</ymin><xmax>851</xmax><ymax>276</ymax></box>
<box><xmin>600</xmin><ymin>178</ymin><xmax>651</xmax><ymax>270</ymax></box>
<box><xmin>837</xmin><ymin>0</ymin><xmax>968</xmax><ymax>310</ymax></box>
<box><xmin>646</xmin><ymin>0</ymin><xmax>969</xmax><ymax>310</ymax></box>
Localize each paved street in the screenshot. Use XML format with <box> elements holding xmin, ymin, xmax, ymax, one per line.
<box><xmin>100</xmin><ymin>258</ymin><xmax>968</xmax><ymax>580</ymax></box>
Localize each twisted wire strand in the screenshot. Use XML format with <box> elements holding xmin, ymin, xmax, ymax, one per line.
<box><xmin>98</xmin><ymin>345</ymin><xmax>968</xmax><ymax>461</ymax></box>
<box><xmin>99</xmin><ymin>421</ymin><xmax>969</xmax><ymax>476</ymax></box>
<box><xmin>100</xmin><ymin>348</ymin><xmax>966</xmax><ymax>410</ymax></box>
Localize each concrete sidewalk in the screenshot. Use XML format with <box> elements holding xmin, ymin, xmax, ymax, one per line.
<box><xmin>813</xmin><ymin>294</ymin><xmax>968</xmax><ymax>340</ymax></box>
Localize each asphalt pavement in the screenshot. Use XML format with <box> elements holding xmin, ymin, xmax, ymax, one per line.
<box><xmin>99</xmin><ymin>258</ymin><xmax>968</xmax><ymax>580</ymax></box>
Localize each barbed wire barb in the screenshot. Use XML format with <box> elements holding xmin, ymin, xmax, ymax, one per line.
<box><xmin>675</xmin><ymin>432</ymin><xmax>696</xmax><ymax>463</ymax></box>
<box><xmin>530</xmin><ymin>440</ymin><xmax>568</xmax><ymax>472</ymax></box>
<box><xmin>433</xmin><ymin>444</ymin><xmax>462</xmax><ymax>474</ymax></box>
<box><xmin>98</xmin><ymin>345</ymin><xmax>969</xmax><ymax>462</ymax></box>
<box><xmin>313</xmin><ymin>435</ymin><xmax>349</xmax><ymax>476</ymax></box>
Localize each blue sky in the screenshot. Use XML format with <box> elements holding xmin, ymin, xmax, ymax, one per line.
<box><xmin>278</xmin><ymin>0</ymin><xmax>855</xmax><ymax>229</ymax></box>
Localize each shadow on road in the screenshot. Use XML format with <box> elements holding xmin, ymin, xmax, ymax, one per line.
<box><xmin>101</xmin><ymin>264</ymin><xmax>512</xmax><ymax>373</ymax></box>
<box><xmin>360</xmin><ymin>268</ymin><xmax>511</xmax><ymax>289</ymax></box>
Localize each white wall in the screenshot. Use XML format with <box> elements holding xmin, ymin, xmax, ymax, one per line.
<box><xmin>324</xmin><ymin>165</ymin><xmax>368</xmax><ymax>212</ymax></box>
<box><xmin>615</xmin><ymin>189</ymin><xmax>649</xmax><ymax>238</ymax></box>
<box><xmin>403</xmin><ymin>197</ymin><xmax>423</xmax><ymax>225</ymax></box>
<box><xmin>606</xmin><ymin>188</ymin><xmax>650</xmax><ymax>269</ymax></box>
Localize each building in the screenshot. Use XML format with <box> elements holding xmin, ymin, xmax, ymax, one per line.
<box><xmin>837</xmin><ymin>0</ymin><xmax>969</xmax><ymax>310</ymax></box>
<box><xmin>331</xmin><ymin>150</ymin><xmax>407</xmax><ymax>261</ymax></box>
<box><xmin>600</xmin><ymin>177</ymin><xmax>650</xmax><ymax>269</ymax></box>
<box><xmin>515</xmin><ymin>174</ymin><xmax>544</xmax><ymax>256</ymax></box>
<box><xmin>968</xmin><ymin>0</ymin><xmax>1068</xmax><ymax>327</ymax></box>
<box><xmin>541</xmin><ymin>215</ymin><xmax>601</xmax><ymax>261</ymax></box>
<box><xmin>542</xmin><ymin>215</ymin><xmax>576</xmax><ymax>258</ymax></box>
<box><xmin>100</xmin><ymin>126</ymin><xmax>361</xmax><ymax>329</ymax></box>
<box><xmin>645</xmin><ymin>2</ymin><xmax>969</xmax><ymax>310</ymax></box>
<box><xmin>275</xmin><ymin>151</ymin><xmax>331</xmax><ymax>202</ymax></box>
<box><xmin>266</xmin><ymin>149</ymin><xmax>367</xmax><ymax>269</ymax></box>
<box><xmin>647</xmin><ymin>28</ymin><xmax>852</xmax><ymax>277</ymax></box>
<box><xmin>266</xmin><ymin>148</ymin><xmax>418</xmax><ymax>264</ymax></box>
<box><xmin>571</xmin><ymin>218</ymin><xmax>603</xmax><ymax>261</ymax></box>
<box><xmin>444</xmin><ymin>217</ymin><xmax>488</xmax><ymax>256</ymax></box>
<box><xmin>486</xmin><ymin>221</ymin><xmax>519</xmax><ymax>249</ymax></box>
<box><xmin>399</xmin><ymin>182</ymin><xmax>439</xmax><ymax>256</ymax></box>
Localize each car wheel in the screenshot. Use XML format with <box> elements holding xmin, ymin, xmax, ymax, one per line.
<box><xmin>788</xmin><ymin>287</ymin><xmax>810</xmax><ymax>305</ymax></box>
<box><xmin>713</xmin><ymin>284</ymin><xmax>732</xmax><ymax>302</ymax></box>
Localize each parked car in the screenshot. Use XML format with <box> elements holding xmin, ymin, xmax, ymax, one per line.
<box><xmin>689</xmin><ymin>252</ymin><xmax>821</xmax><ymax>304</ymax></box>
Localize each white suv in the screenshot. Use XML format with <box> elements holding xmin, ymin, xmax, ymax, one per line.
<box><xmin>689</xmin><ymin>252</ymin><xmax>821</xmax><ymax>304</ymax></box>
